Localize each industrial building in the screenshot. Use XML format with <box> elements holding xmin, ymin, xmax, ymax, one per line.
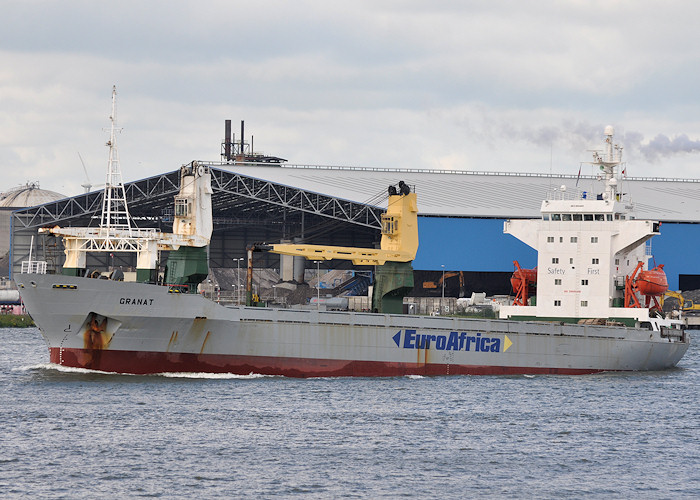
<box><xmin>8</xmin><ymin>161</ymin><xmax>700</xmax><ymax>297</ymax></box>
<box><xmin>1</xmin><ymin>183</ymin><xmax>66</xmax><ymax>276</ymax></box>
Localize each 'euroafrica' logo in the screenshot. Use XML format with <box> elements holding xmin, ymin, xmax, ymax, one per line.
<box><xmin>392</xmin><ymin>329</ymin><xmax>512</xmax><ymax>353</ymax></box>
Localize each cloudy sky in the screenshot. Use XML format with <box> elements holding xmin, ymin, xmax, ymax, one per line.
<box><xmin>2</xmin><ymin>1</ymin><xmax>700</xmax><ymax>196</ymax></box>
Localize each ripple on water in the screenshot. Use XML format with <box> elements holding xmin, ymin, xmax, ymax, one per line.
<box><xmin>0</xmin><ymin>327</ymin><xmax>698</xmax><ymax>499</ymax></box>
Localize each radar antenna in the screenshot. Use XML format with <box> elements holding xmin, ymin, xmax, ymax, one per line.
<box><xmin>590</xmin><ymin>125</ymin><xmax>624</xmax><ymax>201</ymax></box>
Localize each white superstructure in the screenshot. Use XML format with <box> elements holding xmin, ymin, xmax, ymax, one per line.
<box><xmin>500</xmin><ymin>127</ymin><xmax>661</xmax><ymax>323</ymax></box>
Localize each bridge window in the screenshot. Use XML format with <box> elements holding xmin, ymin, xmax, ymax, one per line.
<box><xmin>584</xmin><ymin>214</ymin><xmax>593</xmax><ymax>221</ymax></box>
<box><xmin>174</xmin><ymin>198</ymin><xmax>188</xmax><ymax>217</ymax></box>
<box><xmin>573</xmin><ymin>214</ymin><xmax>582</xmax><ymax>221</ymax></box>
<box><xmin>381</xmin><ymin>215</ymin><xmax>397</xmax><ymax>235</ymax></box>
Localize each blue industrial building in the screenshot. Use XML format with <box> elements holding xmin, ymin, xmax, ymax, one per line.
<box><xmin>225</xmin><ymin>164</ymin><xmax>700</xmax><ymax>291</ymax></box>
<box><xmin>415</xmin><ymin>217</ymin><xmax>536</xmax><ymax>273</ymax></box>
<box><xmin>416</xmin><ymin>217</ymin><xmax>700</xmax><ymax>291</ymax></box>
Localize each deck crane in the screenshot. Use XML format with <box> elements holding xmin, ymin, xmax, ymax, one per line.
<box><xmin>39</xmin><ymin>87</ymin><xmax>213</xmax><ymax>289</ymax></box>
<box><xmin>247</xmin><ymin>181</ymin><xmax>419</xmax><ymax>313</ymax></box>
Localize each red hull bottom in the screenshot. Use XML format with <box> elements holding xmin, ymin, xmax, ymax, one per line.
<box><xmin>50</xmin><ymin>347</ymin><xmax>601</xmax><ymax>377</ymax></box>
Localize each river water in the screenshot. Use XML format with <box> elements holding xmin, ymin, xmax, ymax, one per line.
<box><xmin>1</xmin><ymin>327</ymin><xmax>698</xmax><ymax>498</ymax></box>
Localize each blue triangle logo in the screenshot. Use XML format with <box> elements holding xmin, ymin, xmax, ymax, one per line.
<box><xmin>392</xmin><ymin>330</ymin><xmax>401</xmax><ymax>347</ymax></box>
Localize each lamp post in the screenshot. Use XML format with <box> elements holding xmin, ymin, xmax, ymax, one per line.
<box><xmin>441</xmin><ymin>264</ymin><xmax>445</xmax><ymax>300</ymax></box>
<box><xmin>234</xmin><ymin>257</ymin><xmax>244</xmax><ymax>305</ymax></box>
<box><xmin>441</xmin><ymin>264</ymin><xmax>446</xmax><ymax>316</ymax></box>
<box><xmin>315</xmin><ymin>260</ymin><xmax>321</xmax><ymax>310</ymax></box>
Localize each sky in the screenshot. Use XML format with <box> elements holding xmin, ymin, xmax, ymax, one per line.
<box><xmin>2</xmin><ymin>0</ymin><xmax>700</xmax><ymax>197</ymax></box>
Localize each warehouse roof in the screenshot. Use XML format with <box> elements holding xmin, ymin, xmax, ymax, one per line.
<box><xmin>221</xmin><ymin>163</ymin><xmax>700</xmax><ymax>222</ymax></box>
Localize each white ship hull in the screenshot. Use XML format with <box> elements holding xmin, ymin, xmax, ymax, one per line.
<box><xmin>16</xmin><ymin>274</ymin><xmax>690</xmax><ymax>377</ymax></box>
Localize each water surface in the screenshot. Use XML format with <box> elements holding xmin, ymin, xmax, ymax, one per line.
<box><xmin>1</xmin><ymin>328</ymin><xmax>698</xmax><ymax>498</ymax></box>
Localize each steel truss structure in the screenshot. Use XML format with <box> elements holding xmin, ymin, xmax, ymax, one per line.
<box><xmin>210</xmin><ymin>168</ymin><xmax>382</xmax><ymax>229</ymax></box>
<box><xmin>10</xmin><ymin>166</ymin><xmax>384</xmax><ymax>276</ymax></box>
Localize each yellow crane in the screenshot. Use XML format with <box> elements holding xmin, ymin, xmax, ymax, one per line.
<box><xmin>265</xmin><ymin>181</ymin><xmax>418</xmax><ymax>265</ymax></box>
<box><xmin>248</xmin><ymin>181</ymin><xmax>419</xmax><ymax>313</ymax></box>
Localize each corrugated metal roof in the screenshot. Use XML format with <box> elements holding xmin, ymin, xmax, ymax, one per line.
<box><xmin>218</xmin><ymin>163</ymin><xmax>700</xmax><ymax>222</ymax></box>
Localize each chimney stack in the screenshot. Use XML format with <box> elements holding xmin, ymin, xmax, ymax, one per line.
<box><xmin>224</xmin><ymin>119</ymin><xmax>232</xmax><ymax>160</ymax></box>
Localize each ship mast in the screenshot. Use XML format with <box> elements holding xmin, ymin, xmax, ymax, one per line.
<box><xmin>100</xmin><ymin>85</ymin><xmax>133</xmax><ymax>236</ymax></box>
<box><xmin>38</xmin><ymin>87</ymin><xmax>213</xmax><ymax>280</ymax></box>
<box><xmin>591</xmin><ymin>125</ymin><xmax>624</xmax><ymax>202</ymax></box>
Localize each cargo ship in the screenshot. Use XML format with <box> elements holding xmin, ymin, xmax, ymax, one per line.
<box><xmin>15</xmin><ymin>121</ymin><xmax>690</xmax><ymax>376</ymax></box>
